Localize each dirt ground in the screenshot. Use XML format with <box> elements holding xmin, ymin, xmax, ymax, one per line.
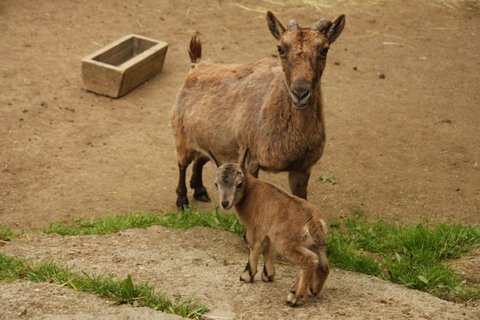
<box><xmin>1</xmin><ymin>0</ymin><xmax>479</xmax><ymax>319</ymax></box>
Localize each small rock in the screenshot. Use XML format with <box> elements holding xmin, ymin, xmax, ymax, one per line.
<box><xmin>378</xmin><ymin>73</ymin><xmax>385</xmax><ymax>79</ymax></box>
<box><xmin>353</xmin><ymin>66</ymin><xmax>357</xmax><ymax>71</ymax></box>
<box><xmin>334</xmin><ymin>61</ymin><xmax>341</xmax><ymax>66</ymax></box>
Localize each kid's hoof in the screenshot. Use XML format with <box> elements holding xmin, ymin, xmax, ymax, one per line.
<box><xmin>240</xmin><ymin>271</ymin><xmax>253</xmax><ymax>283</ymax></box>
<box><xmin>261</xmin><ymin>270</ymin><xmax>274</xmax><ymax>282</ymax></box>
<box><xmin>286</xmin><ymin>292</ymin><xmax>300</xmax><ymax>307</ymax></box>
<box><xmin>193</xmin><ymin>187</ymin><xmax>211</xmax><ymax>202</ymax></box>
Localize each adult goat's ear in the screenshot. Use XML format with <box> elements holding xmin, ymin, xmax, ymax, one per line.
<box><xmin>325</xmin><ymin>14</ymin><xmax>345</xmax><ymax>44</ymax></box>
<box><xmin>208</xmin><ymin>150</ymin><xmax>220</xmax><ymax>168</ymax></box>
<box><xmin>266</xmin><ymin>11</ymin><xmax>285</xmax><ymax>40</ymax></box>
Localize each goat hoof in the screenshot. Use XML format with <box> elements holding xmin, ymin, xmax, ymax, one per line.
<box><xmin>240</xmin><ymin>271</ymin><xmax>253</xmax><ymax>283</ymax></box>
<box><xmin>261</xmin><ymin>270</ymin><xmax>274</xmax><ymax>282</ymax></box>
<box><xmin>193</xmin><ymin>186</ymin><xmax>211</xmax><ymax>202</ymax></box>
<box><xmin>286</xmin><ymin>292</ymin><xmax>300</xmax><ymax>307</ymax></box>
<box><xmin>193</xmin><ymin>191</ymin><xmax>211</xmax><ymax>202</ymax></box>
<box><xmin>176</xmin><ymin>198</ymin><xmax>189</xmax><ymax>211</ymax></box>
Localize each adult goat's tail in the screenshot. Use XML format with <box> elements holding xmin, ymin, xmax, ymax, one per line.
<box><xmin>188</xmin><ymin>32</ymin><xmax>202</xmax><ymax>68</ymax></box>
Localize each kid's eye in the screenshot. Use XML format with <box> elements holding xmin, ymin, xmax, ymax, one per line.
<box><xmin>277</xmin><ymin>46</ymin><xmax>286</xmax><ymax>56</ymax></box>
<box><xmin>236</xmin><ymin>182</ymin><xmax>243</xmax><ymax>190</ymax></box>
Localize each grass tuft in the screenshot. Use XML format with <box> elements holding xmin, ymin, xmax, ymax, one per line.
<box><xmin>0</xmin><ymin>253</ymin><xmax>208</xmax><ymax>318</ymax></box>
<box><xmin>330</xmin><ymin>218</ymin><xmax>480</xmax><ymax>300</ymax></box>
<box><xmin>158</xmin><ymin>207</ymin><xmax>244</xmax><ymax>234</ymax></box>
<box><xmin>43</xmin><ymin>208</ymin><xmax>243</xmax><ymax>236</ymax></box>
<box><xmin>0</xmin><ymin>227</ymin><xmax>14</xmax><ymax>241</ymax></box>
<box><xmin>42</xmin><ymin>214</ymin><xmax>162</xmax><ymax>235</ymax></box>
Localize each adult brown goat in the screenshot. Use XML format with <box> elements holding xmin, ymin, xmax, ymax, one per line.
<box><xmin>170</xmin><ymin>11</ymin><xmax>346</xmax><ymax>209</ymax></box>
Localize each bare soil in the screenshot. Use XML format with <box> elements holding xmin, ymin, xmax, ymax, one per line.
<box><xmin>1</xmin><ymin>0</ymin><xmax>479</xmax><ymax>319</ymax></box>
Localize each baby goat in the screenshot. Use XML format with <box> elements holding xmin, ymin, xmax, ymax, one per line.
<box><xmin>211</xmin><ymin>150</ymin><xmax>329</xmax><ymax>306</ymax></box>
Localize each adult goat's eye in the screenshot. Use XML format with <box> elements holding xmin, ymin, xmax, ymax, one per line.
<box><xmin>320</xmin><ymin>47</ymin><xmax>329</xmax><ymax>57</ymax></box>
<box><xmin>236</xmin><ymin>182</ymin><xmax>243</xmax><ymax>190</ymax></box>
<box><xmin>277</xmin><ymin>46</ymin><xmax>286</xmax><ymax>57</ymax></box>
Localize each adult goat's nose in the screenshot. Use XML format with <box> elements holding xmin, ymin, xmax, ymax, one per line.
<box><xmin>292</xmin><ymin>88</ymin><xmax>309</xmax><ymax>100</ymax></box>
<box><xmin>221</xmin><ymin>201</ymin><xmax>230</xmax><ymax>209</ymax></box>
<box><xmin>291</xmin><ymin>88</ymin><xmax>311</xmax><ymax>107</ymax></box>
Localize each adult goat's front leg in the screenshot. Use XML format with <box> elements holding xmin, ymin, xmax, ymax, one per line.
<box><xmin>288</xmin><ymin>169</ymin><xmax>311</xmax><ymax>200</ymax></box>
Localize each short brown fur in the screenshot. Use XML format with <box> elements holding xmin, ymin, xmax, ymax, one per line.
<box><xmin>170</xmin><ymin>12</ymin><xmax>345</xmax><ymax>209</ymax></box>
<box><xmin>213</xmin><ymin>159</ymin><xmax>329</xmax><ymax>307</ymax></box>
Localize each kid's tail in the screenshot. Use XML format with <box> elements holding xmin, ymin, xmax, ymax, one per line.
<box><xmin>188</xmin><ymin>32</ymin><xmax>202</xmax><ymax>68</ymax></box>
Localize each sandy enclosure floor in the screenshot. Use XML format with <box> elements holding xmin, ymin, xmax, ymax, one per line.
<box><xmin>1</xmin><ymin>0</ymin><xmax>479</xmax><ymax>319</ymax></box>
<box><xmin>0</xmin><ymin>0</ymin><xmax>479</xmax><ymax>230</ymax></box>
<box><xmin>1</xmin><ymin>226</ymin><xmax>479</xmax><ymax>320</ymax></box>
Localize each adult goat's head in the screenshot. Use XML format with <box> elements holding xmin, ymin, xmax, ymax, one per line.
<box><xmin>267</xmin><ymin>11</ymin><xmax>345</xmax><ymax>110</ymax></box>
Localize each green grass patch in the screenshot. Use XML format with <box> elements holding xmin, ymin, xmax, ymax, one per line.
<box><xmin>0</xmin><ymin>253</ymin><xmax>208</xmax><ymax>319</ymax></box>
<box><xmin>43</xmin><ymin>208</ymin><xmax>243</xmax><ymax>236</ymax></box>
<box><xmin>327</xmin><ymin>218</ymin><xmax>480</xmax><ymax>301</ymax></box>
<box><xmin>158</xmin><ymin>208</ymin><xmax>243</xmax><ymax>234</ymax></box>
<box><xmin>0</xmin><ymin>227</ymin><xmax>14</xmax><ymax>241</ymax></box>
<box><xmin>42</xmin><ymin>214</ymin><xmax>163</xmax><ymax>235</ymax></box>
<box><xmin>318</xmin><ymin>174</ymin><xmax>336</xmax><ymax>185</ymax></box>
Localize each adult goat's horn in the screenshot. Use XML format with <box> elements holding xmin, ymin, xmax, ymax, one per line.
<box><xmin>287</xmin><ymin>19</ymin><xmax>298</xmax><ymax>31</ymax></box>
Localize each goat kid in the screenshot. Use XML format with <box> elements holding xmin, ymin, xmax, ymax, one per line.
<box><xmin>211</xmin><ymin>150</ymin><xmax>329</xmax><ymax>307</ymax></box>
<box><xmin>170</xmin><ymin>11</ymin><xmax>346</xmax><ymax>210</ymax></box>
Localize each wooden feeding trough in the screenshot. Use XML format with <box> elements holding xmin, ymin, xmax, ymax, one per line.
<box><xmin>81</xmin><ymin>34</ymin><xmax>168</xmax><ymax>98</ymax></box>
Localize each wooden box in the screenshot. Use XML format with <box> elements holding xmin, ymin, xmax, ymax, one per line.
<box><xmin>81</xmin><ymin>34</ymin><xmax>168</xmax><ymax>98</ymax></box>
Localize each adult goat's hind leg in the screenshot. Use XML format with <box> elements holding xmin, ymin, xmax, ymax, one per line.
<box><xmin>175</xmin><ymin>148</ymin><xmax>195</xmax><ymax>211</ymax></box>
<box><xmin>288</xmin><ymin>169</ymin><xmax>311</xmax><ymax>200</ymax></box>
<box><xmin>190</xmin><ymin>156</ymin><xmax>211</xmax><ymax>202</ymax></box>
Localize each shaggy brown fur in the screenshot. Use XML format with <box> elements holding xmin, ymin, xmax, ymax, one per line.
<box><xmin>212</xmin><ymin>152</ymin><xmax>329</xmax><ymax>307</ymax></box>
<box><xmin>170</xmin><ymin>11</ymin><xmax>345</xmax><ymax>209</ymax></box>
